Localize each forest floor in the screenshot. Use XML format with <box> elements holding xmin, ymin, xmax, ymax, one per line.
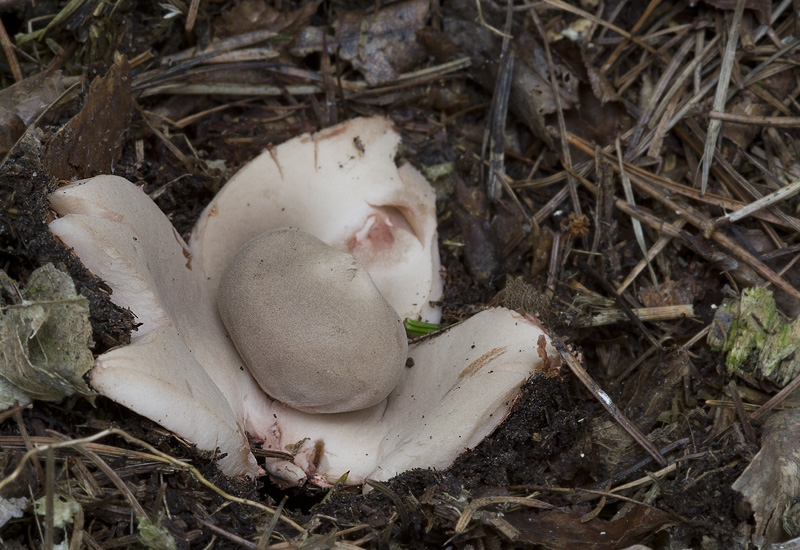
<box><xmin>2</xmin><ymin>0</ymin><xmax>800</xmax><ymax>549</ymax></box>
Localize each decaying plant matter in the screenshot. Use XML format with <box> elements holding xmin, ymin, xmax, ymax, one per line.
<box><xmin>3</xmin><ymin>0</ymin><xmax>800</xmax><ymax>548</ymax></box>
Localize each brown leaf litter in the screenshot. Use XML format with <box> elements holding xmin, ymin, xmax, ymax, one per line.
<box><xmin>2</xmin><ymin>0</ymin><xmax>800</xmax><ymax>548</ymax></box>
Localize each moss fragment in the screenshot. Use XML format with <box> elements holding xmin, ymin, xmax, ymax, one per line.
<box><xmin>708</xmin><ymin>287</ymin><xmax>800</xmax><ymax>386</ymax></box>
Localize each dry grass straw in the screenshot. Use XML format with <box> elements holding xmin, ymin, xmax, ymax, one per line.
<box><xmin>0</xmin><ymin>427</ymin><xmax>307</xmax><ymax>538</ymax></box>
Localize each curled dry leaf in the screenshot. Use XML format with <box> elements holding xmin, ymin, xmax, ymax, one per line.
<box><xmin>43</xmin><ymin>54</ymin><xmax>133</xmax><ymax>181</ymax></box>
<box><xmin>507</xmin><ymin>506</ymin><xmax>669</xmax><ymax>550</ymax></box>
<box><xmin>214</xmin><ymin>0</ymin><xmax>317</xmax><ymax>38</ymax></box>
<box><xmin>291</xmin><ymin>0</ymin><xmax>430</xmax><ymax>85</ymax></box>
<box><xmin>0</xmin><ymin>70</ymin><xmax>64</xmax><ymax>156</ymax></box>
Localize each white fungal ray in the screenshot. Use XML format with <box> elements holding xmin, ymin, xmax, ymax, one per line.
<box><xmin>190</xmin><ymin>116</ymin><xmax>442</xmax><ymax>323</ymax></box>
<box><xmin>47</xmin><ymin>118</ymin><xmax>556</xmax><ymax>485</ymax></box>
<box><xmin>49</xmin><ymin>176</ymin><xmax>263</xmax><ymax>477</ymax></box>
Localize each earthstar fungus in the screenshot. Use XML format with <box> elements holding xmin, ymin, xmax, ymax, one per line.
<box><xmin>48</xmin><ymin>117</ymin><xmax>556</xmax><ymax>485</ymax></box>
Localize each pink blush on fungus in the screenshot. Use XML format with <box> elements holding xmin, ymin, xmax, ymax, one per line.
<box><xmin>190</xmin><ymin>116</ymin><xmax>442</xmax><ymax>323</ymax></box>
<box><xmin>349</xmin><ymin>209</ymin><xmax>397</xmax><ymax>251</ymax></box>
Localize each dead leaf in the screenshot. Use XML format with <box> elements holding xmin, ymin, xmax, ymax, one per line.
<box><xmin>620</xmin><ymin>349</ymin><xmax>689</xmax><ymax>432</ymax></box>
<box><xmin>0</xmin><ymin>71</ymin><xmax>64</xmax><ymax>156</ymax></box>
<box><xmin>637</xmin><ymin>274</ymin><xmax>699</xmax><ymax>307</ymax></box>
<box><xmin>585</xmin><ymin>62</ymin><xmax>622</xmax><ymax>104</ymax></box>
<box><xmin>732</xmin><ymin>406</ymin><xmax>800</xmax><ymax>544</ymax></box>
<box><xmin>43</xmin><ymin>54</ymin><xmax>132</xmax><ymax>181</ymax></box>
<box><xmin>562</xmin><ymin>84</ymin><xmax>625</xmax><ymax>149</ymax></box>
<box><xmin>703</xmin><ymin>0</ymin><xmax>771</xmax><ymax>24</ymax></box>
<box><xmin>721</xmin><ymin>91</ymin><xmax>769</xmax><ymax>152</ymax></box>
<box><xmin>0</xmin><ymin>264</ymin><xmax>95</xmax><ymax>409</ymax></box>
<box><xmin>452</xmin><ymin>171</ymin><xmax>496</xmax><ymax>281</ymax></box>
<box><xmin>506</xmin><ymin>506</ymin><xmax>670</xmax><ymax>550</ymax></box>
<box><xmin>214</xmin><ymin>0</ymin><xmax>317</xmax><ymax>38</ymax></box>
<box><xmin>452</xmin><ymin>175</ymin><xmax>532</xmax><ymax>286</ymax></box>
<box><xmin>443</xmin><ymin>18</ymin><xmax>555</xmax><ymax>145</ymax></box>
<box><xmin>291</xmin><ymin>0</ymin><xmax>429</xmax><ymax>85</ymax></box>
